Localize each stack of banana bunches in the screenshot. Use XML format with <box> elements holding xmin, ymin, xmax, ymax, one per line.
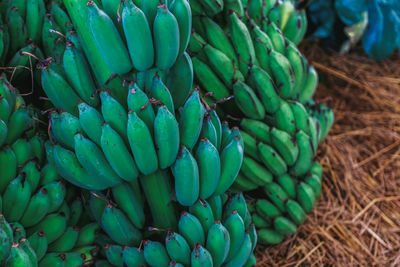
<box><xmin>0</xmin><ymin>0</ymin><xmax>334</xmax><ymax>266</ymax></box>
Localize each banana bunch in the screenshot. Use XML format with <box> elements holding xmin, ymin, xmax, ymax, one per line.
<box><xmin>246</xmin><ymin>160</ymin><xmax>323</xmax><ymax>245</ymax></box>
<box><xmin>93</xmin><ymin>193</ymin><xmax>257</xmax><ymax>267</ymax></box>
<box><xmin>0</xmin><ymin>76</ymin><xmax>103</xmax><ymax>266</ymax></box>
<box><xmin>47</xmin><ymin>80</ymin><xmax>244</xmax><ymax>237</ymax></box>
<box><xmin>187</xmin><ymin>0</ymin><xmax>335</xmax><ymax>246</ymax></box>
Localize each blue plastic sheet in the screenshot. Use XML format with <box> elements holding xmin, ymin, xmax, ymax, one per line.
<box><xmin>307</xmin><ymin>0</ymin><xmax>400</xmax><ymax>60</ymax></box>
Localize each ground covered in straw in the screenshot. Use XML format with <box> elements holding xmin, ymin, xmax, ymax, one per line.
<box><xmin>256</xmin><ymin>45</ymin><xmax>400</xmax><ymax>266</ymax></box>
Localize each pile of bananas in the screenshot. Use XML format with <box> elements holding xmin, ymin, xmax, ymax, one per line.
<box><xmin>0</xmin><ymin>77</ymin><xmax>103</xmax><ymax>266</ymax></box>
<box><xmin>187</xmin><ymin>0</ymin><xmax>334</xmax><ymax>245</ymax></box>
<box><xmin>0</xmin><ymin>0</ymin><xmax>335</xmax><ymax>266</ymax></box>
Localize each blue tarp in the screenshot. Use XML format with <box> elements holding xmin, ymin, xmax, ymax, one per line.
<box><xmin>307</xmin><ymin>0</ymin><xmax>400</xmax><ymax>60</ymax></box>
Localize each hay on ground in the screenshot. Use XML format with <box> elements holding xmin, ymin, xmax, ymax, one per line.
<box><xmin>256</xmin><ymin>44</ymin><xmax>400</xmax><ymax>266</ymax></box>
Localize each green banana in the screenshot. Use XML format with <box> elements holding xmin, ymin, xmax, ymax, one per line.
<box><xmin>74</xmin><ymin>133</ymin><xmax>122</xmax><ymax>187</ymax></box>
<box><xmin>122</xmin><ymin>0</ymin><xmax>154</xmax><ymax>71</ymax></box>
<box><xmin>192</xmin><ymin>57</ymin><xmax>231</xmax><ymax>100</ymax></box>
<box><xmin>299</xmin><ymin>66</ymin><xmax>318</xmax><ymax>104</ymax></box>
<box><xmin>101</xmin><ymin>204</ymin><xmax>142</xmax><ymax>246</ymax></box>
<box><xmin>252</xmin><ymin>212</ymin><xmax>271</xmax><ymax>228</ymax></box>
<box><xmin>249</xmin><ymin>65</ymin><xmax>280</xmax><ymax>113</ymax></box>
<box><xmin>203</xmin><ymin>44</ymin><xmax>244</xmax><ymax>86</ymax></box>
<box><xmin>189</xmin><ymin>200</ymin><xmax>215</xmax><ymax>233</ymax></box>
<box><xmin>201</xmin><ymin>16</ymin><xmax>238</xmax><ymax>65</ymax></box>
<box><xmin>170</xmin><ymin>0</ymin><xmax>191</xmax><ymax>56</ymax></box>
<box><xmin>27</xmin><ymin>231</ymin><xmax>47</xmax><ymax>261</ymax></box>
<box><xmin>274</xmin><ymin>99</ymin><xmax>296</xmax><ymax>135</ymax></box>
<box><xmin>224</xmin><ymin>193</ymin><xmax>248</xmax><ymax>220</ymax></box>
<box><xmin>297</xmin><ymin>182</ymin><xmax>316</xmax><ymax>213</ymax></box>
<box><xmin>38</xmin><ymin>252</ymin><xmax>65</xmax><ymax>267</ymax></box>
<box><xmin>52</xmin><ymin>144</ymin><xmax>110</xmax><ymax>190</ymax></box>
<box><xmin>257</xmin><ymin>142</ymin><xmax>287</xmax><ymax>176</ymax></box>
<box><xmin>165</xmin><ymin>231</ymin><xmax>191</xmax><ymax>265</ymax></box>
<box><xmin>214</xmin><ymin>136</ymin><xmax>243</xmax><ymax>196</ymax></box>
<box><xmin>285</xmin><ymin>199</ymin><xmax>307</xmax><ymax>225</ymax></box>
<box><xmin>224</xmin><ymin>210</ymin><xmax>245</xmax><ymax>262</ymax></box>
<box><xmin>233</xmin><ymin>81</ymin><xmax>265</xmax><ymax>119</ymax></box>
<box><xmin>150</xmin><ymin>76</ymin><xmax>175</xmax><ymax>115</ymax></box>
<box><xmin>241</xmin><ymin>156</ymin><xmax>273</xmax><ymax>186</ymax></box>
<box><xmin>0</xmin><ymin>226</ymin><xmax>11</xmax><ymax>265</ymax></box>
<box><xmin>191</xmin><ymin>243</ymin><xmax>213</xmax><ymax>267</ymax></box>
<box><xmin>67</xmin><ymin>199</ymin><xmax>82</xmax><ymax>227</ymax></box>
<box><xmin>5</xmin><ymin>243</ymin><xmax>32</xmax><ymax>267</ymax></box>
<box><xmin>127</xmin><ymin>111</ymin><xmax>158</xmax><ymax>175</ymax></box>
<box><xmin>276</xmin><ymin>173</ymin><xmax>296</xmax><ymax>199</ymax></box>
<box><xmin>11</xmin><ymin>138</ymin><xmax>34</xmax><ymax>166</ymax></box>
<box><xmin>122</xmin><ymin>246</ymin><xmax>146</xmax><ymax>267</ymax></box>
<box><xmin>47</xmin><ymin>226</ymin><xmax>79</xmax><ymax>252</ymax></box>
<box><xmin>178</xmin><ymin>212</ymin><xmax>205</xmax><ymax>249</ymax></box>
<box><xmin>8</xmin><ymin>7</ymin><xmax>27</xmax><ymax>57</ymax></box>
<box><xmin>165</xmin><ymin>52</ymin><xmax>194</xmax><ymax>109</ymax></box>
<box><xmin>240</xmin><ymin>118</ymin><xmax>271</xmax><ymax>144</ymax></box>
<box><xmin>234</xmin><ymin>172</ymin><xmax>259</xmax><ymax>191</ymax></box>
<box><xmin>3</xmin><ymin>175</ymin><xmax>31</xmax><ymax>222</ymax></box>
<box><xmin>64</xmin><ymin>252</ymin><xmax>85</xmax><ymax>267</ymax></box>
<box><xmin>273</xmin><ymin>216</ymin><xmax>297</xmax><ymax>236</ymax></box>
<box><xmin>224</xmin><ymin>232</ymin><xmax>252</xmax><ymax>267</ymax></box>
<box><xmin>127</xmin><ymin>83</ymin><xmax>155</xmax><ymax>134</ymax></box>
<box><xmin>304</xmin><ymin>174</ymin><xmax>322</xmax><ymax>198</ymax></box>
<box><xmin>199</xmin><ymin>0</ymin><xmax>223</xmax><ymax>16</ymax></box>
<box><xmin>20</xmin><ymin>188</ymin><xmax>50</xmax><ymax>227</ymax></box>
<box><xmin>0</xmin><ymin>120</ymin><xmax>7</xmax><ymax>147</ymax></box>
<box><xmin>288</xmin><ymin>101</ymin><xmax>310</xmax><ymax>134</ymax></box>
<box><xmin>63</xmin><ymin>44</ymin><xmax>99</xmax><ymax>107</ymax></box>
<box><xmin>100</xmin><ymin>90</ymin><xmax>128</xmax><ymax>142</ymax></box>
<box><xmin>143</xmin><ymin>240</ymin><xmax>171</xmax><ymax>266</ymax></box>
<box><xmin>27</xmin><ymin>212</ymin><xmax>67</xmax><ymax>243</ymax></box>
<box><xmin>270</xmin><ymin>127</ymin><xmax>299</xmax><ymax>166</ymax></box>
<box><xmin>269</xmin><ymin>50</ymin><xmax>295</xmax><ymax>99</ymax></box>
<box><xmin>26</xmin><ymin>0</ymin><xmax>44</xmax><ymax>43</ymax></box>
<box><xmin>258</xmin><ymin>228</ymin><xmax>284</xmax><ymax>245</ymax></box>
<box><xmin>105</xmin><ymin>244</ymin><xmax>123</xmax><ymax>267</ymax></box>
<box><xmin>75</xmin><ymin>223</ymin><xmax>100</xmax><ymax>248</ymax></box>
<box><xmin>285</xmin><ymin>42</ymin><xmax>307</xmax><ymax>99</ymax></box>
<box><xmin>208</xmin><ymin>195</ymin><xmax>222</xmax><ymax>221</ymax></box>
<box><xmin>172</xmin><ymin>146</ymin><xmax>199</xmax><ymax>206</ymax></box>
<box><xmin>199</xmin><ymin>115</ymin><xmax>218</xmax><ymax>150</ymax></box>
<box><xmin>50</xmin><ymin>2</ymin><xmax>72</xmax><ymax>33</ymax></box>
<box><xmin>58</xmin><ymin>111</ymin><xmax>82</xmax><ymax>150</ymax></box>
<box><xmin>153</xmin><ymin>3</ymin><xmax>180</xmax><ymax>69</ymax></box>
<box><xmin>206</xmin><ymin>221</ymin><xmax>230</xmax><ymax>266</ymax></box>
<box><xmin>195</xmin><ymin>138</ymin><xmax>221</xmax><ymax>199</ymax></box>
<box><xmin>41</xmin><ymin>63</ymin><xmax>80</xmax><ymax>116</ymax></box>
<box><xmin>0</xmin><ymin>149</ymin><xmax>17</xmax><ymax>193</ymax></box>
<box><xmin>229</xmin><ymin>11</ymin><xmax>257</xmax><ymax>76</ymax></box>
<box><xmin>100</xmin><ymin>123</ymin><xmax>139</xmax><ymax>182</ymax></box>
<box><xmin>264</xmin><ymin>182</ymin><xmax>289</xmax><ymax>212</ymax></box>
<box><xmin>87</xmin><ymin>1</ymin><xmax>132</xmax><ymax>74</ymax></box>
<box><xmin>179</xmin><ymin>90</ymin><xmax>205</xmax><ymax>150</ymax></box>
<box><xmin>5</xmin><ymin>106</ymin><xmax>33</xmax><ymax>145</ymax></box>
<box><xmin>256</xmin><ymin>198</ymin><xmax>281</xmax><ymax>219</ymax></box>
<box><xmin>290</xmin><ymin>130</ymin><xmax>314</xmax><ymax>176</ymax></box>
<box><xmin>310</xmin><ymin>161</ymin><xmax>323</xmax><ymax>179</ymax></box>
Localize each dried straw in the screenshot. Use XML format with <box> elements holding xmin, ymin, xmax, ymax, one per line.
<box><xmin>256</xmin><ymin>44</ymin><xmax>400</xmax><ymax>266</ymax></box>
